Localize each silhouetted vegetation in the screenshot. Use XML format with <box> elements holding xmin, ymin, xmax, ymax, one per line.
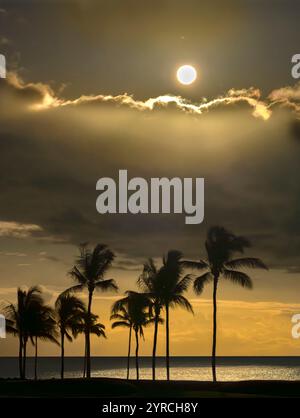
<box><xmin>0</xmin><ymin>228</ymin><xmax>268</xmax><ymax>381</ymax></box>
<box><xmin>112</xmin><ymin>291</ymin><xmax>152</xmax><ymax>380</ymax></box>
<box><xmin>183</xmin><ymin>226</ymin><xmax>268</xmax><ymax>381</ymax></box>
<box><xmin>65</xmin><ymin>243</ymin><xmax>118</xmax><ymax>378</ymax></box>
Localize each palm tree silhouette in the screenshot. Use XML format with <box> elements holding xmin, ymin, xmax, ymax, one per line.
<box><xmin>138</xmin><ymin>258</ymin><xmax>164</xmax><ymax>380</ymax></box>
<box><xmin>110</xmin><ymin>306</ymin><xmax>133</xmax><ymax>379</ymax></box>
<box><xmin>72</xmin><ymin>310</ymin><xmax>106</xmax><ymax>377</ymax></box>
<box><xmin>55</xmin><ymin>293</ymin><xmax>85</xmax><ymax>379</ymax></box>
<box><xmin>112</xmin><ymin>291</ymin><xmax>151</xmax><ymax>380</ymax></box>
<box><xmin>2</xmin><ymin>286</ymin><xmax>44</xmax><ymax>378</ymax></box>
<box><xmin>158</xmin><ymin>250</ymin><xmax>193</xmax><ymax>380</ymax></box>
<box><xmin>28</xmin><ymin>305</ymin><xmax>59</xmax><ymax>380</ymax></box>
<box><xmin>183</xmin><ymin>226</ymin><xmax>268</xmax><ymax>382</ymax></box>
<box><xmin>65</xmin><ymin>243</ymin><xmax>118</xmax><ymax>378</ymax></box>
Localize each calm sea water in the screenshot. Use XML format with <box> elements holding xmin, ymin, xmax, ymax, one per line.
<box><xmin>1</xmin><ymin>357</ymin><xmax>300</xmax><ymax>381</ymax></box>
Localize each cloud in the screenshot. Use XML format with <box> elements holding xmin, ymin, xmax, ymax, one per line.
<box><xmin>0</xmin><ymin>221</ymin><xmax>42</xmax><ymax>238</ymax></box>
<box><xmin>1</xmin><ymin>72</ymin><xmax>300</xmax><ymax>277</ymax></box>
<box><xmin>4</xmin><ymin>72</ymin><xmax>300</xmax><ymax>122</ymax></box>
<box><xmin>38</xmin><ymin>253</ymin><xmax>64</xmax><ymax>263</ymax></box>
<box><xmin>0</xmin><ymin>72</ymin><xmax>272</xmax><ymax>120</ymax></box>
<box><xmin>5</xmin><ymin>72</ymin><xmax>300</xmax><ymax>121</ymax></box>
<box><xmin>268</xmin><ymin>83</ymin><xmax>300</xmax><ymax>117</ymax></box>
<box><xmin>0</xmin><ymin>251</ymin><xmax>27</xmax><ymax>257</ymax></box>
<box><xmin>10</xmin><ymin>73</ymin><xmax>271</xmax><ymax>120</ymax></box>
<box><xmin>113</xmin><ymin>253</ymin><xmax>144</xmax><ymax>271</ymax></box>
<box><xmin>0</xmin><ymin>73</ymin><xmax>56</xmax><ymax>113</ymax></box>
<box><xmin>0</xmin><ymin>36</ymin><xmax>11</xmax><ymax>46</ymax></box>
<box><xmin>269</xmin><ymin>82</ymin><xmax>300</xmax><ymax>102</ymax></box>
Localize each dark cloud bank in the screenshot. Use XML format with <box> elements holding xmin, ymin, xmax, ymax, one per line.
<box><xmin>0</xmin><ymin>74</ymin><xmax>300</xmax><ymax>272</ymax></box>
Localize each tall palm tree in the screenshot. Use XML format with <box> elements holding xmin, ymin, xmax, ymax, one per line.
<box><xmin>110</xmin><ymin>306</ymin><xmax>132</xmax><ymax>379</ymax></box>
<box><xmin>183</xmin><ymin>226</ymin><xmax>268</xmax><ymax>382</ymax></box>
<box><xmin>158</xmin><ymin>250</ymin><xmax>193</xmax><ymax>381</ymax></box>
<box><xmin>72</xmin><ymin>310</ymin><xmax>106</xmax><ymax>377</ymax></box>
<box><xmin>66</xmin><ymin>243</ymin><xmax>118</xmax><ymax>378</ymax></box>
<box><xmin>2</xmin><ymin>286</ymin><xmax>44</xmax><ymax>378</ymax></box>
<box><xmin>29</xmin><ymin>305</ymin><xmax>59</xmax><ymax>380</ymax></box>
<box><xmin>112</xmin><ymin>291</ymin><xmax>151</xmax><ymax>380</ymax></box>
<box><xmin>137</xmin><ymin>258</ymin><xmax>163</xmax><ymax>380</ymax></box>
<box><xmin>55</xmin><ymin>293</ymin><xmax>85</xmax><ymax>379</ymax></box>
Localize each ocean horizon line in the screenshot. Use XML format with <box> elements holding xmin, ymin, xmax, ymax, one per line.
<box><xmin>1</xmin><ymin>355</ymin><xmax>300</xmax><ymax>359</ymax></box>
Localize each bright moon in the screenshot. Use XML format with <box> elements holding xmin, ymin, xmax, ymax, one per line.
<box><xmin>176</xmin><ymin>65</ymin><xmax>197</xmax><ymax>85</ymax></box>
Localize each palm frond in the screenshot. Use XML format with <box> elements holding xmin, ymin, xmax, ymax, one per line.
<box><xmin>92</xmin><ymin>328</ymin><xmax>106</xmax><ymax>338</ymax></box>
<box><xmin>193</xmin><ymin>272</ymin><xmax>213</xmax><ymax>295</ymax></box>
<box><xmin>137</xmin><ymin>258</ymin><xmax>158</xmax><ymax>291</ymax></box>
<box><xmin>174</xmin><ymin>274</ymin><xmax>193</xmax><ymax>293</ymax></box>
<box><xmin>223</xmin><ymin>269</ymin><xmax>253</xmax><ymax>289</ymax></box>
<box><xmin>65</xmin><ymin>330</ymin><xmax>73</xmax><ymax>342</ymax></box>
<box><xmin>225</xmin><ymin>257</ymin><xmax>268</xmax><ymax>270</ymax></box>
<box><xmin>5</xmin><ymin>318</ymin><xmax>18</xmax><ymax>335</ymax></box>
<box><xmin>95</xmin><ymin>278</ymin><xmax>118</xmax><ymax>292</ymax></box>
<box><xmin>110</xmin><ymin>313</ymin><xmax>126</xmax><ymax>321</ymax></box>
<box><xmin>60</xmin><ymin>284</ymin><xmax>85</xmax><ymax>297</ymax></box>
<box><xmin>111</xmin><ymin>321</ymin><xmax>131</xmax><ymax>329</ymax></box>
<box><xmin>68</xmin><ymin>266</ymin><xmax>87</xmax><ymax>285</ymax></box>
<box><xmin>181</xmin><ymin>260</ymin><xmax>209</xmax><ymax>270</ymax></box>
<box><xmin>169</xmin><ymin>295</ymin><xmax>194</xmax><ymax>314</ymax></box>
<box><xmin>111</xmin><ymin>296</ymin><xmax>129</xmax><ymax>314</ymax></box>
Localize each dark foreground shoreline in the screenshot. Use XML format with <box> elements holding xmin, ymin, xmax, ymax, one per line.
<box><xmin>0</xmin><ymin>378</ymin><xmax>300</xmax><ymax>398</ymax></box>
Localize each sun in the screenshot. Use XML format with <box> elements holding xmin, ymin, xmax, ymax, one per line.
<box><xmin>176</xmin><ymin>65</ymin><xmax>197</xmax><ymax>85</ymax></box>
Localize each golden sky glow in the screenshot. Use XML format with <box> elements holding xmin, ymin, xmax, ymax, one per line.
<box><xmin>1</xmin><ymin>0</ymin><xmax>300</xmax><ymax>359</ymax></box>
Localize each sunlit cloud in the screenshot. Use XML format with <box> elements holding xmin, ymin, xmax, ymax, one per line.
<box><xmin>0</xmin><ymin>221</ymin><xmax>42</xmax><ymax>238</ymax></box>
<box><xmin>268</xmin><ymin>82</ymin><xmax>300</xmax><ymax>117</ymax></box>
<box><xmin>0</xmin><ymin>251</ymin><xmax>27</xmax><ymax>257</ymax></box>
<box><xmin>7</xmin><ymin>71</ymin><xmax>300</xmax><ymax>121</ymax></box>
<box><xmin>4</xmin><ymin>72</ymin><xmax>275</xmax><ymax>120</ymax></box>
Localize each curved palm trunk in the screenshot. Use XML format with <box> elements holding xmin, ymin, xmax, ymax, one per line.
<box><xmin>165</xmin><ymin>303</ymin><xmax>170</xmax><ymax>381</ymax></box>
<box><xmin>86</xmin><ymin>291</ymin><xmax>93</xmax><ymax>378</ymax></box>
<box><xmin>60</xmin><ymin>330</ymin><xmax>65</xmax><ymax>379</ymax></box>
<box><xmin>18</xmin><ymin>334</ymin><xmax>23</xmax><ymax>379</ymax></box>
<box><xmin>127</xmin><ymin>326</ymin><xmax>132</xmax><ymax>379</ymax></box>
<box><xmin>22</xmin><ymin>337</ymin><xmax>27</xmax><ymax>379</ymax></box>
<box><xmin>212</xmin><ymin>276</ymin><xmax>218</xmax><ymax>382</ymax></box>
<box><xmin>152</xmin><ymin>312</ymin><xmax>159</xmax><ymax>380</ymax></box>
<box><xmin>83</xmin><ymin>345</ymin><xmax>87</xmax><ymax>378</ymax></box>
<box><xmin>34</xmin><ymin>336</ymin><xmax>38</xmax><ymax>380</ymax></box>
<box><xmin>135</xmin><ymin>329</ymin><xmax>139</xmax><ymax>380</ymax></box>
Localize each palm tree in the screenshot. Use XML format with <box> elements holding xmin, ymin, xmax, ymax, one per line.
<box><xmin>29</xmin><ymin>305</ymin><xmax>59</xmax><ymax>380</ymax></box>
<box><xmin>66</xmin><ymin>243</ymin><xmax>118</xmax><ymax>378</ymax></box>
<box><xmin>183</xmin><ymin>226</ymin><xmax>268</xmax><ymax>382</ymax></box>
<box><xmin>72</xmin><ymin>310</ymin><xmax>106</xmax><ymax>377</ymax></box>
<box><xmin>112</xmin><ymin>291</ymin><xmax>151</xmax><ymax>380</ymax></box>
<box><xmin>137</xmin><ymin>258</ymin><xmax>163</xmax><ymax>380</ymax></box>
<box><xmin>157</xmin><ymin>250</ymin><xmax>193</xmax><ymax>381</ymax></box>
<box><xmin>110</xmin><ymin>306</ymin><xmax>132</xmax><ymax>379</ymax></box>
<box><xmin>2</xmin><ymin>286</ymin><xmax>44</xmax><ymax>378</ymax></box>
<box><xmin>55</xmin><ymin>293</ymin><xmax>85</xmax><ymax>379</ymax></box>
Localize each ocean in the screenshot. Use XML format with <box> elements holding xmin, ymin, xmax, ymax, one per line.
<box><xmin>1</xmin><ymin>357</ymin><xmax>300</xmax><ymax>381</ymax></box>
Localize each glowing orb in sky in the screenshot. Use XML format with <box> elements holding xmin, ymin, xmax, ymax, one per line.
<box><xmin>176</xmin><ymin>65</ymin><xmax>197</xmax><ymax>85</ymax></box>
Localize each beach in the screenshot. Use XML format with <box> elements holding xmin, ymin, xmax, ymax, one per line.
<box><xmin>1</xmin><ymin>377</ymin><xmax>300</xmax><ymax>398</ymax></box>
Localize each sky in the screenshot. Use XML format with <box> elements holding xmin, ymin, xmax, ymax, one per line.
<box><xmin>0</xmin><ymin>0</ymin><xmax>300</xmax><ymax>357</ymax></box>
